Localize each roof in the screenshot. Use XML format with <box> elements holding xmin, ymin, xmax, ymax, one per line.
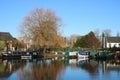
<box><xmin>107</xmin><ymin>37</ymin><xmax>120</xmax><ymax>43</ymax></box>
<box><xmin>0</xmin><ymin>32</ymin><xmax>14</xmax><ymax>41</ymax></box>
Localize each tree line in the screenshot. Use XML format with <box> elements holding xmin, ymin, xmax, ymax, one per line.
<box><xmin>1</xmin><ymin>8</ymin><xmax>118</xmax><ymax>52</ymax></box>
<box><xmin>19</xmin><ymin>8</ymin><xmax>118</xmax><ymax>52</ymax></box>
<box><xmin>73</xmin><ymin>31</ymin><xmax>102</xmax><ymax>49</ymax></box>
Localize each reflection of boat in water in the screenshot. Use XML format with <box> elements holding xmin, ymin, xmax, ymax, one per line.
<box><xmin>69</xmin><ymin>59</ymin><xmax>77</xmax><ymax>64</ymax></box>
<box><xmin>77</xmin><ymin>50</ymin><xmax>90</xmax><ymax>59</ymax></box>
<box><xmin>106</xmin><ymin>61</ymin><xmax>120</xmax><ymax>70</ymax></box>
<box><xmin>65</xmin><ymin>58</ymin><xmax>89</xmax><ymax>65</ymax></box>
<box><xmin>2</xmin><ymin>59</ymin><xmax>41</xmax><ymax>65</ymax></box>
<box><xmin>64</xmin><ymin>58</ymin><xmax>77</xmax><ymax>65</ymax></box>
<box><xmin>77</xmin><ymin>58</ymin><xmax>89</xmax><ymax>65</ymax></box>
<box><xmin>100</xmin><ymin>61</ymin><xmax>120</xmax><ymax>73</ymax></box>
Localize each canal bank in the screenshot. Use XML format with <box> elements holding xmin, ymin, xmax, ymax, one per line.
<box><xmin>0</xmin><ymin>50</ymin><xmax>120</xmax><ymax>61</ymax></box>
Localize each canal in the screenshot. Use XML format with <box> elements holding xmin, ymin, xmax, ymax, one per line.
<box><xmin>0</xmin><ymin>58</ymin><xmax>120</xmax><ymax>80</ymax></box>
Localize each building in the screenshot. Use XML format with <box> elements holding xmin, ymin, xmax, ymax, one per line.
<box><xmin>0</xmin><ymin>32</ymin><xmax>14</xmax><ymax>41</ymax></box>
<box><xmin>0</xmin><ymin>32</ymin><xmax>14</xmax><ymax>51</ymax></box>
<box><xmin>105</xmin><ymin>37</ymin><xmax>120</xmax><ymax>48</ymax></box>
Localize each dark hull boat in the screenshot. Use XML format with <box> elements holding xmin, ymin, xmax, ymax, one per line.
<box><xmin>1</xmin><ymin>51</ymin><xmax>43</xmax><ymax>59</ymax></box>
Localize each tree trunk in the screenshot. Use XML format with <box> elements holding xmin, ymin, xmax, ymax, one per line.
<box><xmin>43</xmin><ymin>47</ymin><xmax>46</xmax><ymax>56</ymax></box>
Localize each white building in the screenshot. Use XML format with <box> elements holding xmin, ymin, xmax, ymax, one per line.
<box><xmin>105</xmin><ymin>37</ymin><xmax>120</xmax><ymax>48</ymax></box>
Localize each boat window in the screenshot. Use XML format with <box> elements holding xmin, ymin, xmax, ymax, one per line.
<box><xmin>27</xmin><ymin>52</ymin><xmax>29</xmax><ymax>55</ymax></box>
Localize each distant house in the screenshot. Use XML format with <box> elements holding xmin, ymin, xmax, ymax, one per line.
<box><xmin>0</xmin><ymin>32</ymin><xmax>15</xmax><ymax>51</ymax></box>
<box><xmin>0</xmin><ymin>32</ymin><xmax>14</xmax><ymax>41</ymax></box>
<box><xmin>105</xmin><ymin>37</ymin><xmax>120</xmax><ymax>48</ymax></box>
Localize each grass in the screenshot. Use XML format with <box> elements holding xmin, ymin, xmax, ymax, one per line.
<box><xmin>43</xmin><ymin>53</ymin><xmax>64</xmax><ymax>59</ymax></box>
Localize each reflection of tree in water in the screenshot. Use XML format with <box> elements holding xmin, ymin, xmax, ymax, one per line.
<box><xmin>0</xmin><ymin>59</ymin><xmax>26</xmax><ymax>79</ymax></box>
<box><xmin>18</xmin><ymin>60</ymin><xmax>66</xmax><ymax>80</ymax></box>
<box><xmin>78</xmin><ymin>61</ymin><xmax>99</xmax><ymax>76</ymax></box>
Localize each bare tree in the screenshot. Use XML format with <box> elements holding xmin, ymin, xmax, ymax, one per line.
<box><xmin>103</xmin><ymin>29</ymin><xmax>111</xmax><ymax>37</ymax></box>
<box><xmin>19</xmin><ymin>8</ymin><xmax>65</xmax><ymax>53</ymax></box>
<box><xmin>94</xmin><ymin>28</ymin><xmax>100</xmax><ymax>39</ymax></box>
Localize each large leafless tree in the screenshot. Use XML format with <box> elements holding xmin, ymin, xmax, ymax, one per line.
<box><xmin>19</xmin><ymin>8</ymin><xmax>66</xmax><ymax>52</ymax></box>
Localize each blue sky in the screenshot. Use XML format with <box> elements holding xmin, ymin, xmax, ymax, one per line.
<box><xmin>0</xmin><ymin>0</ymin><xmax>120</xmax><ymax>38</ymax></box>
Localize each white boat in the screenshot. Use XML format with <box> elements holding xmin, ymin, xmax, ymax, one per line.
<box><xmin>77</xmin><ymin>50</ymin><xmax>89</xmax><ymax>58</ymax></box>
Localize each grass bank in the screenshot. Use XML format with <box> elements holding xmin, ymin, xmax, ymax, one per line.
<box><xmin>43</xmin><ymin>53</ymin><xmax>64</xmax><ymax>59</ymax></box>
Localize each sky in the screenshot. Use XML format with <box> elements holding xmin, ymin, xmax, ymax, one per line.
<box><xmin>0</xmin><ymin>0</ymin><xmax>120</xmax><ymax>38</ymax></box>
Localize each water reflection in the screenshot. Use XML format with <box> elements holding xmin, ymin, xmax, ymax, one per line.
<box><xmin>77</xmin><ymin>60</ymin><xmax>99</xmax><ymax>76</ymax></box>
<box><xmin>0</xmin><ymin>58</ymin><xmax>120</xmax><ymax>80</ymax></box>
<box><xmin>0</xmin><ymin>59</ymin><xmax>66</xmax><ymax>80</ymax></box>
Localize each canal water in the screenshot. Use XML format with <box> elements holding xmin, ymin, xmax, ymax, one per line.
<box><xmin>0</xmin><ymin>58</ymin><xmax>120</xmax><ymax>80</ymax></box>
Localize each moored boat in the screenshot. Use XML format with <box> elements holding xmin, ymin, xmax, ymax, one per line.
<box><xmin>1</xmin><ymin>51</ymin><xmax>43</xmax><ymax>59</ymax></box>
<box><xmin>77</xmin><ymin>50</ymin><xmax>90</xmax><ymax>59</ymax></box>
